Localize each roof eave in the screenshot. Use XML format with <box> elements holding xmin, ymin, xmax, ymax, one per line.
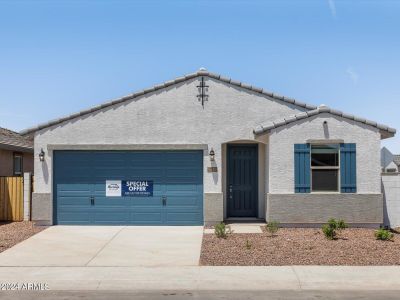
<box><xmin>254</xmin><ymin>107</ymin><xmax>396</xmax><ymax>139</ymax></box>
<box><xmin>0</xmin><ymin>143</ymin><xmax>33</xmax><ymax>153</ymax></box>
<box><xmin>20</xmin><ymin>70</ymin><xmax>317</xmax><ymax>135</ymax></box>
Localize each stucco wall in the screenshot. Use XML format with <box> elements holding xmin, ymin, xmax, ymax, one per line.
<box><xmin>382</xmin><ymin>173</ymin><xmax>400</xmax><ymax>228</ymax></box>
<box><xmin>33</xmin><ymin>77</ymin><xmax>306</xmax><ymax>223</ymax></box>
<box><xmin>0</xmin><ymin>150</ymin><xmax>13</xmax><ymax>176</ymax></box>
<box><xmin>0</xmin><ymin>150</ymin><xmax>33</xmax><ymax>176</ymax></box>
<box><xmin>268</xmin><ymin>113</ymin><xmax>382</xmax><ymax>194</ymax></box>
<box><xmin>34</xmin><ymin>78</ymin><xmax>305</xmax><ymax>192</ymax></box>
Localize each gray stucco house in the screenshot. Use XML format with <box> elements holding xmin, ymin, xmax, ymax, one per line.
<box><xmin>21</xmin><ymin>69</ymin><xmax>396</xmax><ymax>227</ymax></box>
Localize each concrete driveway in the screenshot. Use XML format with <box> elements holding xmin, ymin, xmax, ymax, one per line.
<box><xmin>0</xmin><ymin>226</ymin><xmax>203</xmax><ymax>267</ymax></box>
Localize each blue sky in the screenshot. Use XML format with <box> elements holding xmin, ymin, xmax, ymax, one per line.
<box><xmin>0</xmin><ymin>0</ymin><xmax>399</xmax><ymax>152</ymax></box>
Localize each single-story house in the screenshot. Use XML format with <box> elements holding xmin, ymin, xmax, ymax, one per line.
<box><xmin>381</xmin><ymin>147</ymin><xmax>400</xmax><ymax>173</ymax></box>
<box><xmin>0</xmin><ymin>127</ymin><xmax>33</xmax><ymax>176</ymax></box>
<box><xmin>21</xmin><ymin>69</ymin><xmax>396</xmax><ymax>226</ymax></box>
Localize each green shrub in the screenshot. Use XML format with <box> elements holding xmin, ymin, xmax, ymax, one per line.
<box><xmin>322</xmin><ymin>218</ymin><xmax>348</xmax><ymax>240</ymax></box>
<box><xmin>337</xmin><ymin>219</ymin><xmax>348</xmax><ymax>230</ymax></box>
<box><xmin>327</xmin><ymin>218</ymin><xmax>337</xmax><ymax>229</ymax></box>
<box><xmin>375</xmin><ymin>228</ymin><xmax>394</xmax><ymax>241</ymax></box>
<box><xmin>322</xmin><ymin>224</ymin><xmax>336</xmax><ymax>240</ymax></box>
<box><xmin>265</xmin><ymin>221</ymin><xmax>280</xmax><ymax>236</ymax></box>
<box><xmin>214</xmin><ymin>222</ymin><xmax>232</xmax><ymax>239</ymax></box>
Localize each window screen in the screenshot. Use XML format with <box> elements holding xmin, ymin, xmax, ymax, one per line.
<box><xmin>312</xmin><ymin>169</ymin><xmax>338</xmax><ymax>191</ymax></box>
<box><xmin>311</xmin><ymin>145</ymin><xmax>339</xmax><ymax>192</ymax></box>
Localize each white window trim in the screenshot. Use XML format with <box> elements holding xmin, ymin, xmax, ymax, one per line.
<box><xmin>310</xmin><ymin>144</ymin><xmax>341</xmax><ymax>193</ymax></box>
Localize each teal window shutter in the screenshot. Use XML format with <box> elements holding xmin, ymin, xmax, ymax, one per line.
<box><xmin>340</xmin><ymin>143</ymin><xmax>357</xmax><ymax>193</ymax></box>
<box><xmin>294</xmin><ymin>144</ymin><xmax>311</xmax><ymax>193</ymax></box>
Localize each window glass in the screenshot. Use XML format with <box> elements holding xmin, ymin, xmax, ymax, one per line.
<box><xmin>312</xmin><ymin>169</ymin><xmax>338</xmax><ymax>191</ymax></box>
<box><xmin>13</xmin><ymin>154</ymin><xmax>22</xmax><ymax>175</ymax></box>
<box><xmin>311</xmin><ymin>145</ymin><xmax>339</xmax><ymax>167</ymax></box>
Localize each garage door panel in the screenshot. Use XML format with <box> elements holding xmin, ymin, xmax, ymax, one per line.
<box><xmin>54</xmin><ymin>150</ymin><xmax>203</xmax><ymax>225</ymax></box>
<box><xmin>166</xmin><ymin>196</ymin><xmax>199</xmax><ymax>207</ymax></box>
<box><xmin>58</xmin><ymin>196</ymin><xmax>91</xmax><ymax>207</ymax></box>
<box><xmin>165</xmin><ymin>184</ymin><xmax>199</xmax><ymax>193</ymax></box>
<box><xmin>93</xmin><ymin>211</ymin><xmax>129</xmax><ymax>224</ymax></box>
<box><xmin>129</xmin><ymin>198</ymin><xmax>162</xmax><ymax>206</ymax></box>
<box><xmin>125</xmin><ymin>169</ymin><xmax>165</xmax><ymax>179</ymax></box>
<box><xmin>57</xmin><ymin>184</ymin><xmax>92</xmax><ymax>195</ymax></box>
<box><xmin>56</xmin><ymin>173</ymin><xmax>95</xmax><ymax>182</ymax></box>
<box><xmin>58</xmin><ymin>212</ymin><xmax>92</xmax><ymax>224</ymax></box>
<box><xmin>165</xmin><ymin>211</ymin><xmax>202</xmax><ymax>225</ymax></box>
<box><xmin>92</xmin><ymin>198</ymin><xmax>128</xmax><ymax>207</ymax></box>
<box><xmin>130</xmin><ymin>210</ymin><xmax>163</xmax><ymax>224</ymax></box>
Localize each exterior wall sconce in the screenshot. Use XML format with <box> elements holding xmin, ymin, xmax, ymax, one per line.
<box><xmin>39</xmin><ymin>148</ymin><xmax>45</xmax><ymax>162</ymax></box>
<box><xmin>209</xmin><ymin>148</ymin><xmax>215</xmax><ymax>161</ymax></box>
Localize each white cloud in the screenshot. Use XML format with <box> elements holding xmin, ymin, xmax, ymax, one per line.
<box><xmin>346</xmin><ymin>67</ymin><xmax>359</xmax><ymax>84</ymax></box>
<box><xmin>328</xmin><ymin>0</ymin><xmax>336</xmax><ymax>18</ymax></box>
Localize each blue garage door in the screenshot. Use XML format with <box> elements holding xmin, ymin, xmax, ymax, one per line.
<box><xmin>53</xmin><ymin>151</ymin><xmax>203</xmax><ymax>225</ymax></box>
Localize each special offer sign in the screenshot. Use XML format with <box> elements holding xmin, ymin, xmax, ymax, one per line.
<box><xmin>106</xmin><ymin>180</ymin><xmax>153</xmax><ymax>197</ymax></box>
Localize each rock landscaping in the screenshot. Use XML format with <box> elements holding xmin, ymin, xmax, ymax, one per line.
<box><xmin>200</xmin><ymin>227</ymin><xmax>400</xmax><ymax>266</ymax></box>
<box><xmin>0</xmin><ymin>221</ymin><xmax>47</xmax><ymax>253</ymax></box>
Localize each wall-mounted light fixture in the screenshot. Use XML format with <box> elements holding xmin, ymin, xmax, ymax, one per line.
<box><xmin>39</xmin><ymin>148</ymin><xmax>45</xmax><ymax>162</ymax></box>
<box><xmin>209</xmin><ymin>148</ymin><xmax>215</xmax><ymax>161</ymax></box>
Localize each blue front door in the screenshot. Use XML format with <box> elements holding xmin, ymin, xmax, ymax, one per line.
<box><xmin>227</xmin><ymin>144</ymin><xmax>258</xmax><ymax>218</ymax></box>
<box><xmin>53</xmin><ymin>150</ymin><xmax>203</xmax><ymax>225</ymax></box>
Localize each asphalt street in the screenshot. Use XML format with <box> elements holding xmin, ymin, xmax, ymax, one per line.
<box><xmin>0</xmin><ymin>290</ymin><xmax>399</xmax><ymax>300</ymax></box>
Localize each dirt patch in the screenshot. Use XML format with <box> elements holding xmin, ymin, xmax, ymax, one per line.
<box><xmin>0</xmin><ymin>222</ymin><xmax>47</xmax><ymax>253</ymax></box>
<box><xmin>200</xmin><ymin>228</ymin><xmax>400</xmax><ymax>266</ymax></box>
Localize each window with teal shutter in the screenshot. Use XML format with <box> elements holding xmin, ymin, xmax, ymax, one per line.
<box><xmin>294</xmin><ymin>144</ymin><xmax>311</xmax><ymax>193</ymax></box>
<box><xmin>340</xmin><ymin>143</ymin><xmax>357</xmax><ymax>193</ymax></box>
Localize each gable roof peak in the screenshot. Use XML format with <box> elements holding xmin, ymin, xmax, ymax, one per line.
<box><xmin>254</xmin><ymin>106</ymin><xmax>396</xmax><ymax>139</ymax></box>
<box><xmin>20</xmin><ymin>70</ymin><xmax>320</xmax><ymax>135</ymax></box>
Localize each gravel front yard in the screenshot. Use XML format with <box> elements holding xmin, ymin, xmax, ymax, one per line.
<box><xmin>200</xmin><ymin>228</ymin><xmax>400</xmax><ymax>266</ymax></box>
<box><xmin>0</xmin><ymin>222</ymin><xmax>47</xmax><ymax>253</ymax></box>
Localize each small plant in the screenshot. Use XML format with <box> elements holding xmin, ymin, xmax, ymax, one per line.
<box><xmin>322</xmin><ymin>224</ymin><xmax>336</xmax><ymax>240</ymax></box>
<box><xmin>265</xmin><ymin>221</ymin><xmax>280</xmax><ymax>237</ymax></box>
<box><xmin>375</xmin><ymin>228</ymin><xmax>394</xmax><ymax>241</ymax></box>
<box><xmin>245</xmin><ymin>239</ymin><xmax>252</xmax><ymax>250</ymax></box>
<box><xmin>337</xmin><ymin>219</ymin><xmax>348</xmax><ymax>231</ymax></box>
<box><xmin>214</xmin><ymin>222</ymin><xmax>232</xmax><ymax>239</ymax></box>
<box><xmin>322</xmin><ymin>218</ymin><xmax>348</xmax><ymax>240</ymax></box>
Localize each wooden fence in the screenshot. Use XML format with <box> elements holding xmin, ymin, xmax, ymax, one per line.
<box><xmin>0</xmin><ymin>176</ymin><xmax>24</xmax><ymax>221</ymax></box>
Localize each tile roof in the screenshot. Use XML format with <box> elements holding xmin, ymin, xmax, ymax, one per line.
<box><xmin>0</xmin><ymin>127</ymin><xmax>33</xmax><ymax>151</ymax></box>
<box><xmin>253</xmin><ymin>105</ymin><xmax>396</xmax><ymax>137</ymax></box>
<box><xmin>19</xmin><ymin>69</ymin><xmax>396</xmax><ymax>139</ymax></box>
<box><xmin>20</xmin><ymin>69</ymin><xmax>317</xmax><ymax>135</ymax></box>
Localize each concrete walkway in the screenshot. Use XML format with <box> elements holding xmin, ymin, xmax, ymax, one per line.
<box><xmin>204</xmin><ymin>223</ymin><xmax>264</xmax><ymax>234</ymax></box>
<box><xmin>0</xmin><ymin>266</ymin><xmax>400</xmax><ymax>291</ymax></box>
<box><xmin>0</xmin><ymin>226</ymin><xmax>203</xmax><ymax>267</ymax></box>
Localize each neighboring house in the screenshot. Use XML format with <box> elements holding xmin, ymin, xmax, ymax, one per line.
<box><xmin>0</xmin><ymin>127</ymin><xmax>33</xmax><ymax>176</ymax></box>
<box><xmin>381</xmin><ymin>147</ymin><xmax>400</xmax><ymax>228</ymax></box>
<box><xmin>381</xmin><ymin>147</ymin><xmax>400</xmax><ymax>173</ymax></box>
<box><xmin>21</xmin><ymin>69</ymin><xmax>396</xmax><ymax>227</ymax></box>
<box><xmin>393</xmin><ymin>155</ymin><xmax>400</xmax><ymax>172</ymax></box>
